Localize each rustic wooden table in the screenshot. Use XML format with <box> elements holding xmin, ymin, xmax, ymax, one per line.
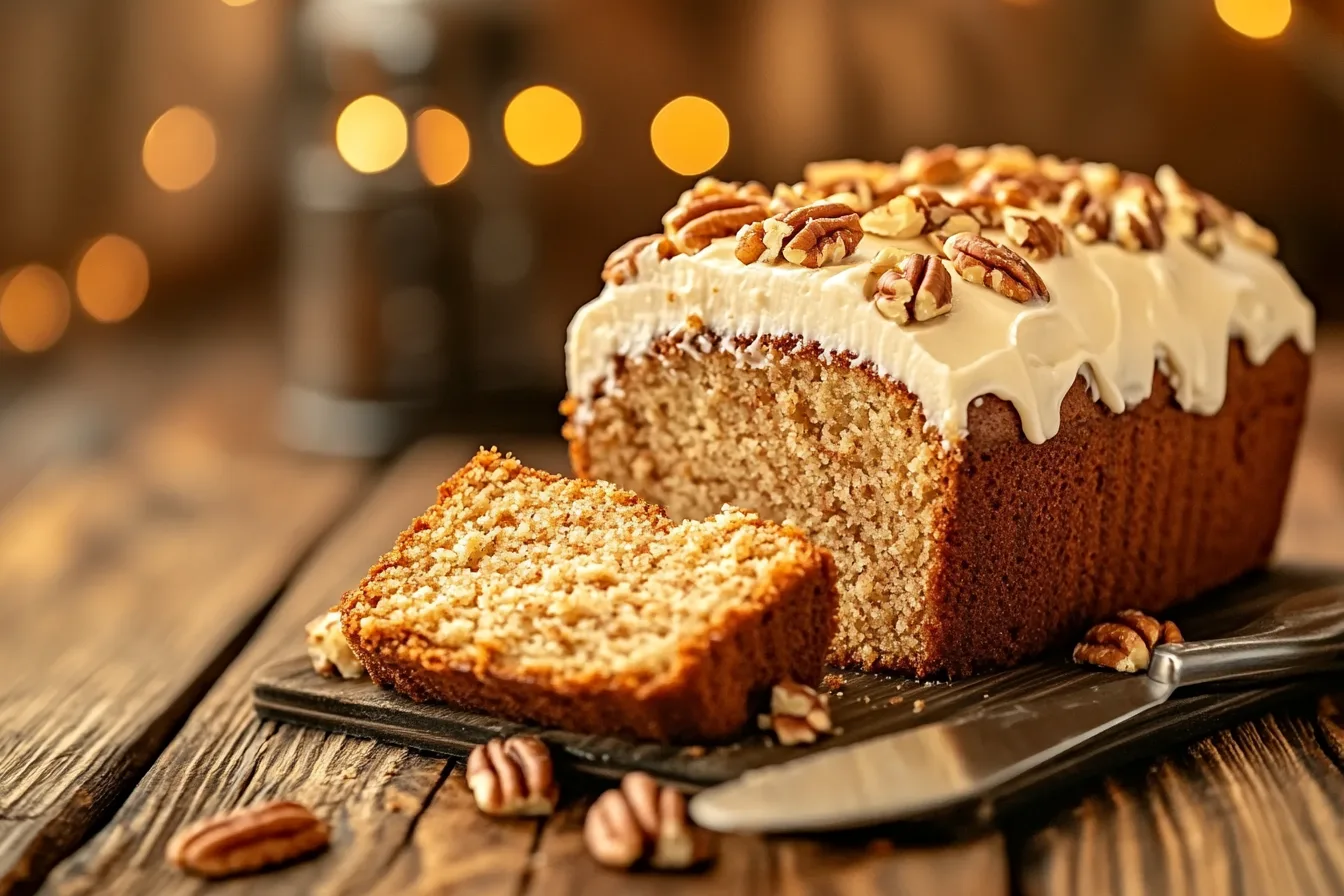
<box><xmin>2</xmin><ymin>319</ymin><xmax>1342</xmax><ymax>896</ymax></box>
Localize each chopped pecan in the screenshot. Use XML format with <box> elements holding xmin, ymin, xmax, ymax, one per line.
<box><xmin>982</xmin><ymin>143</ymin><xmax>1038</xmax><ymax>176</ymax></box>
<box><xmin>865</xmin><ymin>250</ymin><xmax>954</xmax><ymax>325</ymax></box>
<box><xmin>1038</xmin><ymin>154</ymin><xmax>1083</xmax><ymax>185</ymax></box>
<box><xmin>662</xmin><ymin>178</ymin><xmax>770</xmax><ymax>254</ymax></box>
<box><xmin>1111</xmin><ymin>184</ymin><xmax>1165</xmax><ymax>251</ymax></box>
<box><xmin>943</xmin><ymin>232</ymin><xmax>1049</xmax><ymax>303</ymax></box>
<box><xmin>305</xmin><ymin>610</ymin><xmax>365</xmax><ymax>679</ymax></box>
<box><xmin>955</xmin><ymin>145</ymin><xmax>989</xmax><ymax>174</ymax></box>
<box><xmin>736</xmin><ymin>201</ymin><xmax>863</xmax><ymax>268</ymax></box>
<box><xmin>1058</xmin><ymin>179</ymin><xmax>1111</xmax><ymax>244</ymax></box>
<box><xmin>1154</xmin><ymin>165</ymin><xmax>1222</xmax><ymax>257</ymax></box>
<box><xmin>584</xmin><ymin>772</ymin><xmax>714</xmax><ymax>870</ymax></box>
<box><xmin>802</xmin><ymin>159</ymin><xmax>905</xmax><ymax>209</ymax></box>
<box><xmin>955</xmin><ymin>192</ymin><xmax>1003</xmax><ymax>228</ymax></box>
<box><xmin>1079</xmin><ymin>161</ymin><xmax>1122</xmax><ymax>197</ymax></box>
<box><xmin>860</xmin><ymin>195</ymin><xmax>928</xmax><ymax>239</ymax></box>
<box><xmin>899</xmin><ymin>144</ymin><xmax>963</xmax><ymax>185</ymax></box>
<box><xmin>601</xmin><ymin>234</ymin><xmax>678</xmax><ymax>286</ymax></box>
<box><xmin>769</xmin><ymin>181</ymin><xmax>821</xmax><ymax>215</ymax></box>
<box><xmin>1122</xmin><ymin>172</ymin><xmax>1166</xmax><ymax>215</ymax></box>
<box><xmin>1231</xmin><ymin>210</ymin><xmax>1278</xmax><ymax>257</ymax></box>
<box><xmin>167</xmin><ymin>801</ymin><xmax>329</xmax><ymax>879</ymax></box>
<box><xmin>758</xmin><ymin>680</ymin><xmax>834</xmax><ymax>745</ymax></box>
<box><xmin>1003</xmin><ymin>209</ymin><xmax>1067</xmax><ymax>261</ymax></box>
<box><xmin>465</xmin><ymin>736</ymin><xmax>559</xmax><ymax>816</ymax></box>
<box><xmin>1073</xmin><ymin>610</ymin><xmax>1184</xmax><ymax>673</ymax></box>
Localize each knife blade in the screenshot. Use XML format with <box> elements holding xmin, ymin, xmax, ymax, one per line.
<box><xmin>689</xmin><ymin>674</ymin><xmax>1173</xmax><ymax>833</ymax></box>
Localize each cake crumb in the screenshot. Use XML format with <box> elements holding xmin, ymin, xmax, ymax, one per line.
<box><xmin>888</xmin><ymin>695</ymin><xmax>904</xmax><ymax>705</ymax></box>
<box><xmin>681</xmin><ymin>745</ymin><xmax>707</xmax><ymax>758</ymax></box>
<box><xmin>912</xmin><ymin>699</ymin><xmax>926</xmax><ymax>713</ymax></box>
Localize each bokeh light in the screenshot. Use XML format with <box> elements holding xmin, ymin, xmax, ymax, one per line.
<box><xmin>220</xmin><ymin>0</ymin><xmax>257</xmax><ymax>5</ymax></box>
<box><xmin>336</xmin><ymin>95</ymin><xmax>408</xmax><ymax>174</ymax></box>
<box><xmin>1215</xmin><ymin>0</ymin><xmax>1291</xmax><ymax>38</ymax></box>
<box><xmin>142</xmin><ymin>106</ymin><xmax>218</xmax><ymax>192</ymax></box>
<box><xmin>650</xmin><ymin>96</ymin><xmax>730</xmax><ymax>176</ymax></box>
<box><xmin>0</xmin><ymin>265</ymin><xmax>71</xmax><ymax>353</ymax></box>
<box><xmin>503</xmin><ymin>86</ymin><xmax>582</xmax><ymax>166</ymax></box>
<box><xmin>75</xmin><ymin>235</ymin><xmax>151</xmax><ymax>324</ymax></box>
<box><xmin>414</xmin><ymin>107</ymin><xmax>471</xmax><ymax>186</ymax></box>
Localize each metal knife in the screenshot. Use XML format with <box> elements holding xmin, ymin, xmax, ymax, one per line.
<box><xmin>689</xmin><ymin>583</ymin><xmax>1344</xmax><ymax>833</ymax></box>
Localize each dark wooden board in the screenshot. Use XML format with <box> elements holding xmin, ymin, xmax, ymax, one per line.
<box><xmin>253</xmin><ymin>567</ymin><xmax>1344</xmax><ymax>826</ymax></box>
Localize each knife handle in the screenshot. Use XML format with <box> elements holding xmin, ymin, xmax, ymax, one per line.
<box><xmin>1149</xmin><ymin>584</ymin><xmax>1344</xmax><ymax>687</ymax></box>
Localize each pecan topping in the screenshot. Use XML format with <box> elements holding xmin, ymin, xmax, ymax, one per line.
<box><xmin>167</xmin><ymin>801</ymin><xmax>329</xmax><ymax>879</ymax></box>
<box><xmin>865</xmin><ymin>250</ymin><xmax>953</xmax><ymax>325</ymax></box>
<box><xmin>662</xmin><ymin>178</ymin><xmax>770</xmax><ymax>254</ymax></box>
<box><xmin>736</xmin><ymin>201</ymin><xmax>863</xmax><ymax>268</ymax></box>
<box><xmin>982</xmin><ymin>143</ymin><xmax>1038</xmax><ymax>176</ymax></box>
<box><xmin>1079</xmin><ymin>161</ymin><xmax>1122</xmax><ymax>198</ymax></box>
<box><xmin>584</xmin><ymin>772</ymin><xmax>714</xmax><ymax>870</ymax></box>
<box><xmin>1073</xmin><ymin>610</ymin><xmax>1184</xmax><ymax>673</ymax></box>
<box><xmin>769</xmin><ymin>181</ymin><xmax>821</xmax><ymax>215</ymax></box>
<box><xmin>1038</xmin><ymin>154</ymin><xmax>1083</xmax><ymax>185</ymax></box>
<box><xmin>802</xmin><ymin>159</ymin><xmax>905</xmax><ymax>210</ymax></box>
<box><xmin>465</xmin><ymin>736</ymin><xmax>559</xmax><ymax>816</ymax></box>
<box><xmin>943</xmin><ymin>232</ymin><xmax>1050</xmax><ymax>303</ymax></box>
<box><xmin>1003</xmin><ymin>209</ymin><xmax>1067</xmax><ymax>261</ymax></box>
<box><xmin>1154</xmin><ymin>165</ymin><xmax>1222</xmax><ymax>258</ymax></box>
<box><xmin>758</xmin><ymin>680</ymin><xmax>834</xmax><ymax>745</ymax></box>
<box><xmin>1231</xmin><ymin>210</ymin><xmax>1278</xmax><ymax>257</ymax></box>
<box><xmin>305</xmin><ymin>610</ymin><xmax>364</xmax><ymax>679</ymax></box>
<box><xmin>1058</xmin><ymin>179</ymin><xmax>1111</xmax><ymax>244</ymax></box>
<box><xmin>899</xmin><ymin>144</ymin><xmax>963</xmax><ymax>185</ymax></box>
<box><xmin>1111</xmin><ymin>184</ymin><xmax>1165</xmax><ymax>251</ymax></box>
<box><xmin>601</xmin><ymin>235</ymin><xmax>678</xmax><ymax>286</ymax></box>
<box><xmin>860</xmin><ymin>195</ymin><xmax>927</xmax><ymax>239</ymax></box>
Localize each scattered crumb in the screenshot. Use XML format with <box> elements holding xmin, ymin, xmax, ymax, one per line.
<box><xmin>887</xmin><ymin>695</ymin><xmax>904</xmax><ymax>705</ymax></box>
<box><xmin>833</xmin><ymin>691</ymin><xmax>844</xmax><ymax>699</ymax></box>
<box><xmin>821</xmin><ymin>673</ymin><xmax>846</xmax><ymax>690</ymax></box>
<box><xmin>341</xmin><ymin>765</ymin><xmax>359</xmax><ymax>780</ymax></box>
<box><xmin>832</xmin><ymin>726</ymin><xmax>844</xmax><ymax>736</ymax></box>
<box><xmin>861</xmin><ymin>696</ymin><xmax>871</xmax><ymax>704</ymax></box>
<box><xmin>983</xmin><ymin>693</ymin><xmax>990</xmax><ymax>699</ymax></box>
<box><xmin>681</xmin><ymin>745</ymin><xmax>707</xmax><ymax>758</ymax></box>
<box><xmin>383</xmin><ymin>790</ymin><xmax>422</xmax><ymax>814</ymax></box>
<box><xmin>912</xmin><ymin>699</ymin><xmax>926</xmax><ymax>713</ymax></box>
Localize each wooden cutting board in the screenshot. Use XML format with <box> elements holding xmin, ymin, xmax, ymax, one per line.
<box><xmin>253</xmin><ymin>566</ymin><xmax>1344</xmax><ymax>827</ymax></box>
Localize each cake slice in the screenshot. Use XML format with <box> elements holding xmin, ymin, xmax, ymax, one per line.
<box><xmin>340</xmin><ymin>449</ymin><xmax>839</xmax><ymax>742</ymax></box>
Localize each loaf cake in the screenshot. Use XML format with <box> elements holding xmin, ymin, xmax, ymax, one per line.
<box><xmin>563</xmin><ymin>145</ymin><xmax>1315</xmax><ymax>678</ymax></box>
<box><xmin>339</xmin><ymin>449</ymin><xmax>839</xmax><ymax>741</ymax></box>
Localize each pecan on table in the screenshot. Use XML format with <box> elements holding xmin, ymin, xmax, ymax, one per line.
<box><xmin>758</xmin><ymin>679</ymin><xmax>835</xmax><ymax>745</ymax></box>
<box><xmin>662</xmin><ymin>178</ymin><xmax>770</xmax><ymax>255</ymax></box>
<box><xmin>465</xmin><ymin>735</ymin><xmax>560</xmax><ymax>816</ymax></box>
<box><xmin>942</xmin><ymin>232</ymin><xmax>1050</xmax><ymax>303</ymax></box>
<box><xmin>601</xmin><ymin>234</ymin><xmax>678</xmax><ymax>286</ymax></box>
<box><xmin>583</xmin><ymin>772</ymin><xmax>715</xmax><ymax>871</ymax></box>
<box><xmin>736</xmin><ymin>201</ymin><xmax>863</xmax><ymax>268</ymax></box>
<box><xmin>1073</xmin><ymin>609</ymin><xmax>1185</xmax><ymax>673</ymax></box>
<box><xmin>899</xmin><ymin>144</ymin><xmax>964</xmax><ymax>185</ymax></box>
<box><xmin>864</xmin><ymin>250</ymin><xmax>954</xmax><ymax>325</ymax></box>
<box><xmin>166</xmin><ymin>801</ymin><xmax>329</xmax><ymax>879</ymax></box>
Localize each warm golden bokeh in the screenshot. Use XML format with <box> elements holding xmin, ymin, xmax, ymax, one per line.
<box><xmin>220</xmin><ymin>0</ymin><xmax>257</xmax><ymax>5</ymax></box>
<box><xmin>414</xmin><ymin>107</ymin><xmax>471</xmax><ymax>186</ymax></box>
<box><xmin>650</xmin><ymin>96</ymin><xmax>730</xmax><ymax>176</ymax></box>
<box><xmin>335</xmin><ymin>95</ymin><xmax>409</xmax><ymax>174</ymax></box>
<box><xmin>0</xmin><ymin>265</ymin><xmax>71</xmax><ymax>353</ymax></box>
<box><xmin>503</xmin><ymin>86</ymin><xmax>582</xmax><ymax>166</ymax></box>
<box><xmin>142</xmin><ymin>106</ymin><xmax>218</xmax><ymax>192</ymax></box>
<box><xmin>75</xmin><ymin>235</ymin><xmax>151</xmax><ymax>324</ymax></box>
<box><xmin>1215</xmin><ymin>0</ymin><xmax>1291</xmax><ymax>38</ymax></box>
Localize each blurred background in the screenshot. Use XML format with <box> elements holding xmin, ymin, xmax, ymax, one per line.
<box><xmin>0</xmin><ymin>0</ymin><xmax>1340</xmax><ymax>456</ymax></box>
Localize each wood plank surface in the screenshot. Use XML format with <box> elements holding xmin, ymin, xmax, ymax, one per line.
<box><xmin>0</xmin><ymin>337</ymin><xmax>365</xmax><ymax>895</ymax></box>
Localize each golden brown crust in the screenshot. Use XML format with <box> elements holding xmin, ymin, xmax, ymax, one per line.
<box><xmin>340</xmin><ymin>449</ymin><xmax>839</xmax><ymax>742</ymax></box>
<box><xmin>564</xmin><ymin>335</ymin><xmax>1310</xmax><ymax>679</ymax></box>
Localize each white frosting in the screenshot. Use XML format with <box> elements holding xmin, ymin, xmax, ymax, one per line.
<box><xmin>566</xmin><ymin>211</ymin><xmax>1314</xmax><ymax>445</ymax></box>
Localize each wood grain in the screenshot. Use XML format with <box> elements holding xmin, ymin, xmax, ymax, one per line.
<box><xmin>0</xmin><ymin>338</ymin><xmax>364</xmax><ymax>895</ymax></box>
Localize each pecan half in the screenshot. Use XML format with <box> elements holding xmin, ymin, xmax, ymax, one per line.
<box><xmin>736</xmin><ymin>201</ymin><xmax>863</xmax><ymax>268</ymax></box>
<box><xmin>943</xmin><ymin>232</ymin><xmax>1050</xmax><ymax>303</ymax></box>
<box><xmin>1003</xmin><ymin>209</ymin><xmax>1067</xmax><ymax>261</ymax></box>
<box><xmin>601</xmin><ymin>235</ymin><xmax>678</xmax><ymax>286</ymax></box>
<box><xmin>758</xmin><ymin>680</ymin><xmax>835</xmax><ymax>745</ymax></box>
<box><xmin>899</xmin><ymin>144</ymin><xmax>963</xmax><ymax>185</ymax></box>
<box><xmin>1073</xmin><ymin>610</ymin><xmax>1184</xmax><ymax>673</ymax></box>
<box><xmin>167</xmin><ymin>801</ymin><xmax>329</xmax><ymax>879</ymax></box>
<box><xmin>584</xmin><ymin>772</ymin><xmax>714</xmax><ymax>870</ymax></box>
<box><xmin>305</xmin><ymin>610</ymin><xmax>365</xmax><ymax>679</ymax></box>
<box><xmin>662</xmin><ymin>178</ymin><xmax>770</xmax><ymax>254</ymax></box>
<box><xmin>1111</xmin><ymin>184</ymin><xmax>1165</xmax><ymax>251</ymax></box>
<box><xmin>1154</xmin><ymin>165</ymin><xmax>1222</xmax><ymax>258</ymax></box>
<box><xmin>465</xmin><ymin>736</ymin><xmax>559</xmax><ymax>817</ymax></box>
<box><xmin>1058</xmin><ymin>179</ymin><xmax>1110</xmax><ymax>244</ymax></box>
<box><xmin>1231</xmin><ymin>210</ymin><xmax>1278</xmax><ymax>257</ymax></box>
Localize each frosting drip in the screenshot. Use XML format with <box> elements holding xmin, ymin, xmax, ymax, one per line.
<box><xmin>566</xmin><ymin>203</ymin><xmax>1314</xmax><ymax>445</ymax></box>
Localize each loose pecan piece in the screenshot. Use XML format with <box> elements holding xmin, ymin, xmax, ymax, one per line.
<box><xmin>1003</xmin><ymin>209</ymin><xmax>1067</xmax><ymax>261</ymax></box>
<box><xmin>1073</xmin><ymin>610</ymin><xmax>1184</xmax><ymax>672</ymax></box>
<box><xmin>662</xmin><ymin>178</ymin><xmax>770</xmax><ymax>254</ymax></box>
<box><xmin>1231</xmin><ymin>210</ymin><xmax>1278</xmax><ymax>256</ymax></box>
<box><xmin>758</xmin><ymin>680</ymin><xmax>836</xmax><ymax>745</ymax></box>
<box><xmin>943</xmin><ymin>232</ymin><xmax>1050</xmax><ymax>303</ymax></box>
<box><xmin>465</xmin><ymin>736</ymin><xmax>560</xmax><ymax>816</ymax></box>
<box><xmin>601</xmin><ymin>234</ymin><xmax>678</xmax><ymax>286</ymax></box>
<box><xmin>584</xmin><ymin>772</ymin><xmax>715</xmax><ymax>870</ymax></box>
<box><xmin>1111</xmin><ymin>184</ymin><xmax>1165</xmax><ymax>251</ymax></box>
<box><xmin>1058</xmin><ymin>179</ymin><xmax>1111</xmax><ymax>244</ymax></box>
<box><xmin>736</xmin><ymin>201</ymin><xmax>863</xmax><ymax>268</ymax></box>
<box><xmin>899</xmin><ymin>144</ymin><xmax>963</xmax><ymax>185</ymax></box>
<box><xmin>1154</xmin><ymin>165</ymin><xmax>1222</xmax><ymax>258</ymax></box>
<box><xmin>305</xmin><ymin>610</ymin><xmax>364</xmax><ymax>679</ymax></box>
<box><xmin>167</xmin><ymin>801</ymin><xmax>329</xmax><ymax>879</ymax></box>
<box><xmin>1079</xmin><ymin>161</ymin><xmax>1122</xmax><ymax>197</ymax></box>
